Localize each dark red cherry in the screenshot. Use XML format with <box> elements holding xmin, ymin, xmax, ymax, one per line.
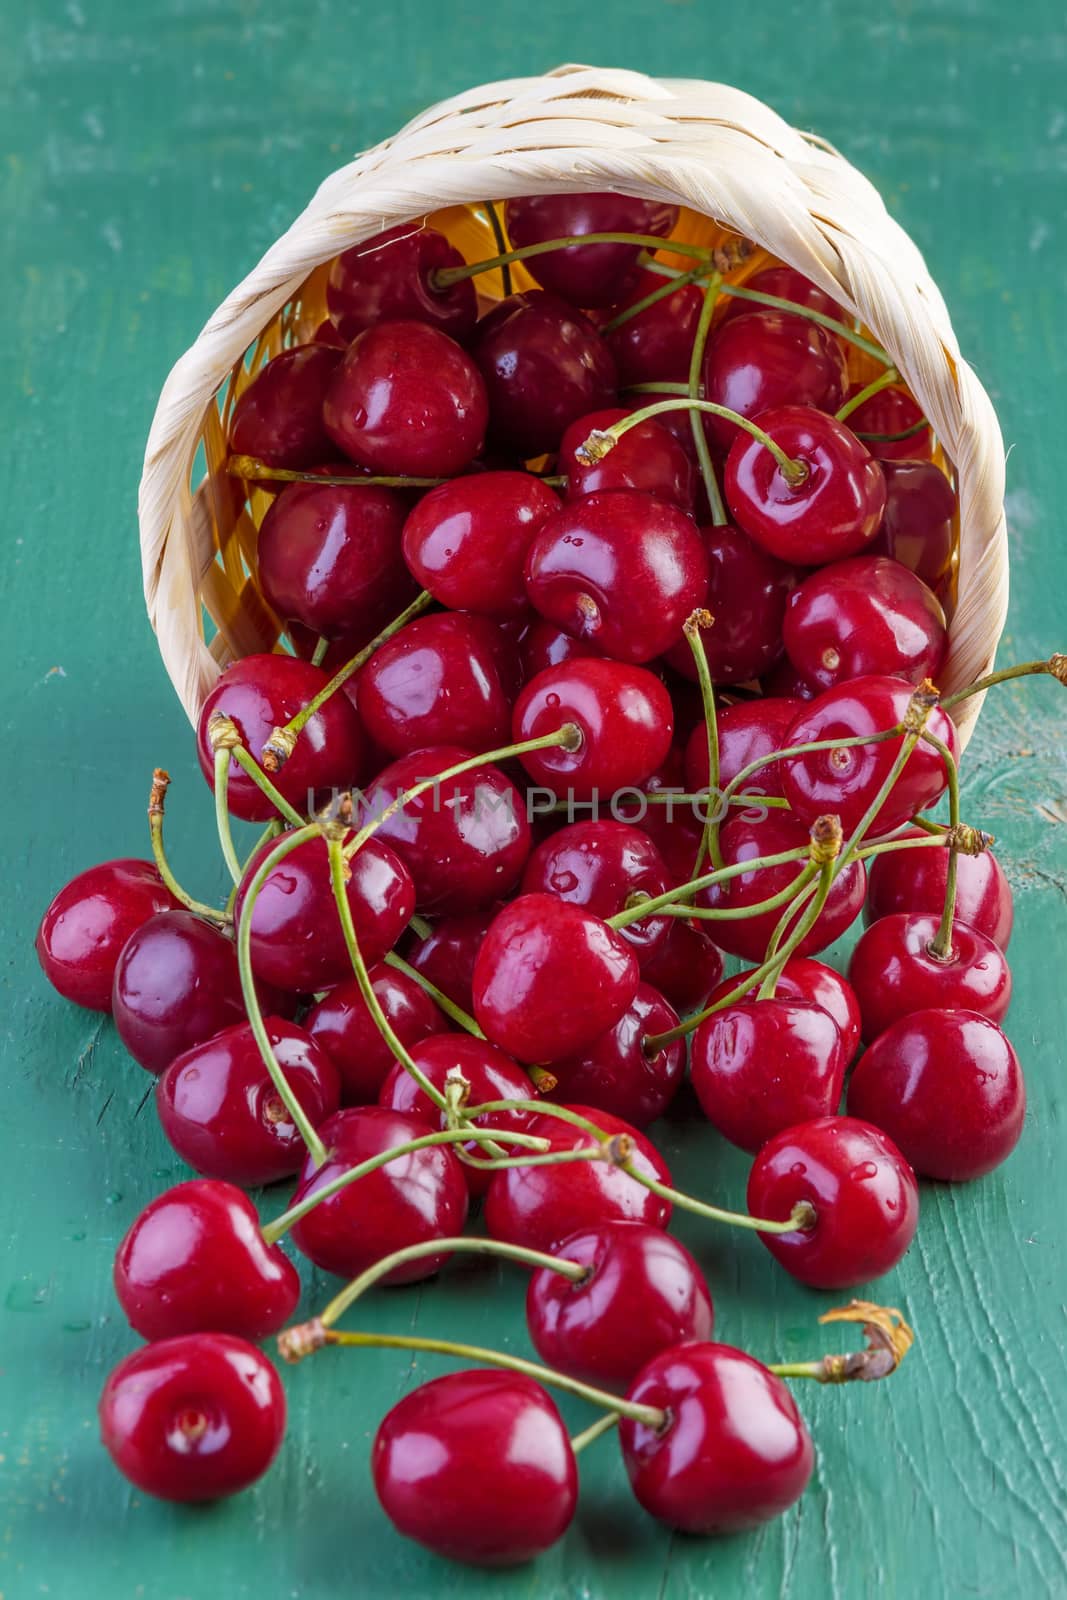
<box><xmin>401</xmin><ymin>470</ymin><xmax>560</xmax><ymax>617</ymax></box>
<box><xmin>113</xmin><ymin>1179</ymin><xmax>300</xmax><ymax>1341</ymax></box>
<box><xmin>323</xmin><ymin>320</ymin><xmax>488</xmax><ymax>476</ymax></box>
<box><xmin>503</xmin><ymin>192</ymin><xmax>678</xmax><ymax>307</ymax></box>
<box><xmin>871</xmin><ymin>459</ymin><xmax>957</xmax><ymax>587</ymax></box>
<box><xmin>702</xmin><ymin>313</ymin><xmax>847</xmax><ymax>454</ymax></box>
<box><xmin>847</xmin><ymin>911</ymin><xmax>1012</xmax><ymax>1042</ymax></box>
<box><xmin>356</xmin><ymin>612</ymin><xmax>512</xmax><ymax>757</ymax></box>
<box><xmin>326</xmin><ymin>223</ymin><xmax>478</xmax><ymax>342</ymax></box>
<box><xmin>707</xmin><ymin>956</ymin><xmax>861</xmax><ymax>1065</ymax></box>
<box><xmin>844</xmin><ymin>383</ymin><xmax>932</xmax><ymax>461</ymax></box>
<box><xmin>473</xmin><ymin>291</ymin><xmax>617</xmax><ymax>458</ymax></box>
<box><xmin>784</xmin><ymin>554</ymin><xmax>947</xmax><ymax>691</ymax></box>
<box><xmin>513</xmin><ymin>659</ymin><xmax>674</xmax><ymax>800</ymax></box>
<box><xmin>848</xmin><ymin>1009</ymin><xmax>1025</xmax><ymax>1181</ymax></box>
<box><xmin>229</xmin><ymin>343</ymin><xmax>342</xmax><ymax>469</ymax></box>
<box><xmin>604</xmin><ymin>272</ymin><xmax>705</xmax><ymax>386</ymax></box>
<box><xmin>519</xmin><ymin>616</ymin><xmax>602</xmax><ymax>678</ymax></box>
<box><xmin>289</xmin><ymin>1105</ymin><xmax>468</xmax><ymax>1281</ymax></box>
<box><xmin>691</xmin><ymin>997</ymin><xmax>845</xmax><ymax>1152</ymax></box>
<box><xmin>694</xmin><ymin>811</ymin><xmax>866</xmax><ymax>962</ymax></box>
<box><xmin>780</xmin><ymin>675</ymin><xmax>959</xmax><ymax>835</ymax></box>
<box><xmin>725</xmin><ymin>405</ymin><xmax>886</xmax><ymax>565</ymax></box>
<box><xmin>406</xmin><ymin>911</ymin><xmax>495</xmax><ymax>1016</ymax></box>
<box><xmin>364</xmin><ymin>747</ymin><xmax>531</xmax><ymax>912</ymax></box>
<box><xmin>313</xmin><ymin>318</ymin><xmax>347</xmax><ymax>347</ymax></box>
<box><xmin>520</xmin><ymin>820</ymin><xmax>673</xmax><ymax>968</ymax></box>
<box><xmin>527</xmin><ymin>1222</ymin><xmax>713</xmax><ymax>1388</ymax></box>
<box><xmin>36</xmin><ymin>859</ymin><xmax>178</xmax><ymax>1011</ymax></box>
<box><xmin>620</xmin><ymin>1342</ymin><xmax>813</xmax><ymax>1533</ymax></box>
<box><xmin>305</xmin><ymin>964</ymin><xmax>443</xmax><ymax>1104</ymax></box>
<box><xmin>256</xmin><ymin>481</ymin><xmax>412</xmax><ymax>639</ymax></box>
<box><xmin>196</xmin><ymin>654</ymin><xmax>363</xmax><ymax>823</ymax></box>
<box><xmin>484</xmin><ymin>1103</ymin><xmax>671</xmax><ymax>1251</ymax></box>
<box><xmin>473</xmin><ymin>895</ymin><xmax>640</xmax><ymax>1064</ymax></box>
<box><xmin>373</xmin><ymin>1369</ymin><xmax>577</xmax><ymax>1566</ymax></box>
<box><xmin>663</xmin><ymin>523</ymin><xmax>796</xmax><ymax>686</ymax></box>
<box><xmin>684</xmin><ymin>695</ymin><xmax>803</xmax><ymax>800</ymax></box>
<box><xmin>724</xmin><ymin>266</ymin><xmax>843</xmax><ymax>326</ymax></box>
<box><xmin>547</xmin><ymin>983</ymin><xmax>685</xmax><ymax>1127</ymax></box>
<box><xmin>747</xmin><ymin>1114</ymin><xmax>920</xmax><ymax>1288</ymax></box>
<box><xmin>559</xmin><ymin>408</ymin><xmax>695</xmax><ymax>510</ymax></box>
<box><xmin>640</xmin><ymin>919</ymin><xmax>725</xmax><ymax>1013</ymax></box>
<box><xmin>155</xmin><ymin>1019</ymin><xmax>341</xmax><ymax>1186</ymax></box>
<box><xmin>865</xmin><ymin>832</ymin><xmax>1013</xmax><ymax>949</ymax></box>
<box><xmin>234</xmin><ymin>832</ymin><xmax>414</xmax><ymax>993</ymax></box>
<box><xmin>99</xmin><ymin>1333</ymin><xmax>286</xmax><ymax>1502</ymax></box>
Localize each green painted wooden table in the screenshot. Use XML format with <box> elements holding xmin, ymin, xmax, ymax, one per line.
<box><xmin>4</xmin><ymin>2</ymin><xmax>1066</xmax><ymax>1594</ymax></box>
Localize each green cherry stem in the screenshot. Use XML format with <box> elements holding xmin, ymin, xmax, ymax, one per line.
<box><xmin>607</xmin><ymin>843</ymin><xmax>812</xmax><ymax>930</ymax></box>
<box><xmin>229</xmin><ymin>747</ymin><xmax>306</xmax><ymax>826</ymax></box>
<box><xmin>227</xmin><ymin>456</ymin><xmax>446</xmax><ymax>489</ymax></box>
<box><xmin>923</xmin><ymin>731</ymin><xmax>961</xmax><ymax>960</ymax></box>
<box><xmin>382</xmin><ymin>950</ymin><xmax>486</xmax><ymax>1037</ymax></box>
<box><xmin>577</xmin><ymin>397</ymin><xmax>808</xmax><ymax>487</ymax></box>
<box><xmin>211</xmin><ymin>746</ymin><xmax>243</xmax><ymax>886</ymax></box>
<box><xmin>431</xmin><ymin>232</ymin><xmax>713</xmax><ymax>290</ymax></box>
<box><xmin>686</xmin><ymin>273</ymin><xmax>728</xmax><ymax>524</ymax></box>
<box><xmin>570</xmin><ymin>1412</ymin><xmax>620</xmax><ymax>1454</ymax></box>
<box><xmin>684</xmin><ymin>608</ymin><xmax>724</xmax><ymax>876</ymax></box>
<box><xmin>835</xmin><ymin>366</ymin><xmax>901</xmax><ymax>423</ymax></box>
<box><xmin>757</xmin><ymin>823</ymin><xmax>841</xmax><ymax>999</ymax></box>
<box><xmin>147</xmin><ymin>769</ymin><xmax>230</xmax><ymax>925</ymax></box>
<box><xmin>601</xmin><ymin>262</ymin><xmax>713</xmax><ymax>333</ymax></box>
<box><xmin>481</xmin><ymin>200</ymin><xmax>512</xmax><ymax>296</ymax></box>
<box><xmin>940</xmin><ymin>654</ymin><xmax>1067</xmax><ymax>711</ymax></box>
<box><xmin>717</xmin><ymin>283</ymin><xmax>892</xmax><ymax>365</ymax></box>
<box><xmin>855</xmin><ymin>419</ymin><xmax>930</xmax><ymax>445</ymax></box>
<box><xmin>310</xmin><ymin>636</ymin><xmax>330</xmax><ymax>668</ymax></box>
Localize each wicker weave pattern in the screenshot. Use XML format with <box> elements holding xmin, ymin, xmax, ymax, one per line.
<box><xmin>139</xmin><ymin>63</ymin><xmax>1007</xmax><ymax>746</ymax></box>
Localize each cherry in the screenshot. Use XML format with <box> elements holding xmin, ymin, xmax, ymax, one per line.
<box><xmin>326</xmin><ymin>223</ymin><xmax>478</xmax><ymax>342</ymax></box>
<box><xmin>783</xmin><ymin>554</ymin><xmax>947</xmax><ymax>691</ymax></box>
<box><xmin>313</xmin><ymin>318</ymin><xmax>347</xmax><ymax>348</ymax></box>
<box><xmin>723</xmin><ymin>266</ymin><xmax>844</xmax><ymax>326</ymax></box>
<box><xmin>289</xmin><ymin>1105</ymin><xmax>469</xmax><ymax>1282</ymax></box>
<box><xmin>484</xmin><ymin>1103</ymin><xmax>671</xmax><ymax>1252</ymax></box>
<box><xmin>640</xmin><ymin>918</ymin><xmax>724</xmax><ymax>1013</ymax></box>
<box><xmin>356</xmin><ymin>612</ymin><xmax>513</xmax><ymax>758</ymax></box>
<box><xmin>843</xmin><ymin>383</ymin><xmax>932</xmax><ymax>461</ymax></box>
<box><xmin>702</xmin><ymin>313</ymin><xmax>847</xmax><ymax>453</ymax></box>
<box><xmin>620</xmin><ymin>1342</ymin><xmax>813</xmax><ymax>1533</ymax></box>
<box><xmin>113</xmin><ymin>1179</ymin><xmax>300</xmax><ymax>1341</ymax></box>
<box><xmin>156</xmin><ymin>1019</ymin><xmax>341</xmax><ymax>1186</ymax></box>
<box><xmin>401</xmin><ymin>470</ymin><xmax>560</xmax><ymax>617</ymax></box>
<box><xmin>99</xmin><ymin>1333</ymin><xmax>286</xmax><ymax>1502</ymax></box>
<box><xmin>527</xmin><ymin>1221</ymin><xmax>713</xmax><ymax>1388</ymax></box>
<box><xmin>473</xmin><ymin>894</ymin><xmax>640</xmax><ymax>1064</ymax></box>
<box><xmin>865</xmin><ymin>831</ymin><xmax>1013</xmax><ymax>949</ymax></box>
<box><xmin>36</xmin><ymin>859</ymin><xmax>179</xmax><ymax>1011</ymax></box>
<box><xmin>306</xmin><ymin>964</ymin><xmax>443</xmax><ymax>1104</ymax></box>
<box><xmin>373</xmin><ymin>1369</ymin><xmax>577</xmax><ymax>1565</ymax></box>
<box><xmin>323</xmin><ymin>320</ymin><xmax>488</xmax><ymax>476</ymax></box>
<box><xmin>780</xmin><ymin>675</ymin><xmax>958</xmax><ymax>835</ymax></box>
<box><xmin>663</xmin><ymin>523</ymin><xmax>796</xmax><ymax>686</ymax></box>
<box><xmin>519</xmin><ymin>616</ymin><xmax>601</xmax><ymax>678</ymax></box>
<box><xmin>520</xmin><ymin>819</ymin><xmax>673</xmax><ymax>968</ymax></box>
<box><xmin>684</xmin><ymin>695</ymin><xmax>803</xmax><ymax>800</ymax></box>
<box><xmin>256</xmin><ymin>481</ymin><xmax>412</xmax><ymax>640</ymax></box>
<box><xmin>694</xmin><ymin>811</ymin><xmax>867</xmax><ymax>962</ymax></box>
<box><xmin>196</xmin><ymin>654</ymin><xmax>364</xmax><ymax>823</ymax></box>
<box><xmin>228</xmin><ymin>343</ymin><xmax>342</xmax><ymax>469</ymax></box>
<box><xmin>559</xmin><ymin>407</ymin><xmax>695</xmax><ymax>510</ymax></box>
<box><xmin>406</xmin><ymin>910</ymin><xmax>495</xmax><ymax>1016</ymax></box>
<box><xmin>847</xmin><ymin>1009</ymin><xmax>1026</xmax><ymax>1181</ymax></box>
<box><xmin>513</xmin><ymin>659</ymin><xmax>674</xmax><ymax>799</ymax></box>
<box><xmin>234</xmin><ymin>832</ymin><xmax>414</xmax><ymax>993</ymax></box>
<box><xmin>761</xmin><ymin>655</ymin><xmax>817</xmax><ymax>701</ymax></box>
<box><xmin>364</xmin><ymin>747</ymin><xmax>531</xmax><ymax>912</ymax></box>
<box><xmin>503</xmin><ymin>192</ymin><xmax>678</xmax><ymax>306</ymax></box>
<box><xmin>691</xmin><ymin>997</ymin><xmax>846</xmax><ymax>1152</ymax></box>
<box><xmin>547</xmin><ymin>983</ymin><xmax>685</xmax><ymax>1127</ymax></box>
<box><xmin>847</xmin><ymin>911</ymin><xmax>1012</xmax><ymax>1042</ymax></box>
<box><xmin>747</xmin><ymin>1114</ymin><xmax>920</xmax><ymax>1288</ymax></box>
<box><xmin>706</xmin><ymin>956</ymin><xmax>862</xmax><ymax>1064</ymax></box>
<box><xmin>725</xmin><ymin>406</ymin><xmax>886</xmax><ymax>565</ymax></box>
<box><xmin>473</xmin><ymin>291</ymin><xmax>617</xmax><ymax>457</ymax></box>
<box><xmin>603</xmin><ymin>272</ymin><xmax>705</xmax><ymax>386</ymax></box>
<box><xmin>871</xmin><ymin>459</ymin><xmax>957</xmax><ymax>587</ymax></box>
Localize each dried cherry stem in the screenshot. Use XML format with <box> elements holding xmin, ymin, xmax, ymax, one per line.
<box><xmin>227</xmin><ymin>456</ymin><xmax>446</xmax><ymax>489</ymax></box>
<box><xmin>686</xmin><ymin>273</ymin><xmax>728</xmax><ymax>524</ymax></box>
<box><xmin>718</xmin><ymin>283</ymin><xmax>892</xmax><ymax>365</ymax></box>
<box><xmin>431</xmin><ymin>232</ymin><xmax>713</xmax><ymax>290</ymax></box>
<box><xmin>601</xmin><ymin>262</ymin><xmax>714</xmax><ymax>333</ymax></box>
<box><xmin>923</xmin><ymin>731</ymin><xmax>961</xmax><ymax>960</ymax></box>
<box><xmin>769</xmin><ymin>1301</ymin><xmax>914</xmax><ymax>1385</ymax></box>
<box><xmin>835</xmin><ymin>366</ymin><xmax>900</xmax><ymax>423</ymax></box>
<box><xmin>382</xmin><ymin>950</ymin><xmax>486</xmax><ymax>1036</ymax></box>
<box><xmin>940</xmin><ymin>654</ymin><xmax>1067</xmax><ymax>710</ymax></box>
<box><xmin>480</xmin><ymin>199</ymin><xmax>512</xmax><ymax>296</ymax></box>
<box><xmin>685</xmin><ymin>608</ymin><xmax>724</xmax><ymax>877</ymax></box>
<box><xmin>147</xmin><ymin>769</ymin><xmax>228</xmax><ymax>924</ymax></box>
<box><xmin>570</xmin><ymin>1412</ymin><xmax>620</xmax><ymax>1454</ymax></box>
<box><xmin>577</xmin><ymin>398</ymin><xmax>808</xmax><ymax>488</ymax></box>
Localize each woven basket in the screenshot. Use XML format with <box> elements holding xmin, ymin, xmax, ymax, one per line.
<box><xmin>138</xmin><ymin>62</ymin><xmax>1008</xmax><ymax>750</ymax></box>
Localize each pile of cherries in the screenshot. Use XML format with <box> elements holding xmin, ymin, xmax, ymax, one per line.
<box><xmin>37</xmin><ymin>191</ymin><xmax>1049</xmax><ymax>1566</ymax></box>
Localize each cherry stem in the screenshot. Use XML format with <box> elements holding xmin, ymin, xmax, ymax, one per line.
<box><xmin>684</xmin><ymin>609</ymin><xmax>724</xmax><ymax>877</ymax></box>
<box><xmin>310</xmin><ymin>636</ymin><xmax>330</xmax><ymax>668</ymax></box>
<box><xmin>382</xmin><ymin>950</ymin><xmax>486</xmax><ymax>1036</ymax></box>
<box><xmin>570</xmin><ymin>1412</ymin><xmax>620</xmax><ymax>1454</ymax></box>
<box><xmin>431</xmin><ymin>232</ymin><xmax>712</xmax><ymax>290</ymax></box>
<box><xmin>409</xmin><ymin>913</ymin><xmax>433</xmax><ymax>938</ymax></box>
<box><xmin>718</xmin><ymin>283</ymin><xmax>892</xmax><ymax>365</ymax></box>
<box><xmin>147</xmin><ymin>769</ymin><xmax>229</xmax><ymax>924</ymax></box>
<box><xmin>601</xmin><ymin>262</ymin><xmax>713</xmax><ymax>333</ymax></box>
<box><xmin>768</xmin><ymin>1300</ymin><xmax>915</xmax><ymax>1385</ymax></box>
<box><xmin>940</xmin><ymin>655</ymin><xmax>1067</xmax><ymax>710</ymax></box>
<box><xmin>757</xmin><ymin>847</ymin><xmax>838</xmax><ymax>1000</ymax></box>
<box><xmin>687</xmin><ymin>273</ymin><xmax>728</xmax><ymax>524</ymax></box>
<box><xmin>608</xmin><ymin>844</ymin><xmax>812</xmax><ymax>930</ymax></box>
<box><xmin>212</xmin><ymin>746</ymin><xmax>243</xmax><ymax>885</ymax></box>
<box><xmin>924</xmin><ymin>731</ymin><xmax>961</xmax><ymax>960</ymax></box>
<box><xmin>229</xmin><ymin>747</ymin><xmax>306</xmax><ymax>826</ymax></box>
<box><xmin>481</xmin><ymin>200</ymin><xmax>512</xmax><ymax>296</ymax></box>
<box><xmin>835</xmin><ymin>366</ymin><xmax>901</xmax><ymax>423</ymax></box>
<box><xmin>577</xmin><ymin>398</ymin><xmax>808</xmax><ymax>487</ymax></box>
<box><xmin>227</xmin><ymin>456</ymin><xmax>446</xmax><ymax>489</ymax></box>
<box><xmin>855</xmin><ymin>419</ymin><xmax>930</xmax><ymax>445</ymax></box>
<box><xmin>717</xmin><ymin>724</ymin><xmax>907</xmax><ymax>813</ymax></box>
<box><xmin>546</xmin><ymin>791</ymin><xmax>791</xmax><ymax>813</ymax></box>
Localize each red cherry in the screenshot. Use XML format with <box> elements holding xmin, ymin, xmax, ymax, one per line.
<box><xmin>289</xmin><ymin>1105</ymin><xmax>469</xmax><ymax>1281</ymax></box>
<box><xmin>691</xmin><ymin>997</ymin><xmax>846</xmax><ymax>1152</ymax></box>
<box><xmin>640</xmin><ymin>919</ymin><xmax>724</xmax><ymax>1013</ymax></box>
<box><xmin>706</xmin><ymin>956</ymin><xmax>861</xmax><ymax>1064</ymax></box>
<box><xmin>865</xmin><ymin>832</ymin><xmax>1013</xmax><ymax>949</ymax></box>
<box><xmin>326</xmin><ymin>223</ymin><xmax>478</xmax><ymax>342</ymax></box>
<box><xmin>513</xmin><ymin>659</ymin><xmax>674</xmax><ymax>799</ymax></box>
<box><xmin>256</xmin><ymin>481</ymin><xmax>412</xmax><ymax>640</ymax></box>
<box><xmin>619</xmin><ymin>1342</ymin><xmax>813</xmax><ymax>1533</ymax></box>
<box><xmin>364</xmin><ymin>747</ymin><xmax>531</xmax><ymax>912</ymax></box>
<box><xmin>604</xmin><ymin>272</ymin><xmax>705</xmax><ymax>386</ymax></box>
<box><xmin>356</xmin><ymin>612</ymin><xmax>513</xmax><ymax>758</ymax></box>
<box><xmin>783</xmin><ymin>555</ymin><xmax>946</xmax><ymax>691</ymax></box>
<box><xmin>547</xmin><ymin>983</ymin><xmax>685</xmax><ymax>1127</ymax></box>
<box><xmin>473</xmin><ymin>895</ymin><xmax>639</xmax><ymax>1064</ymax></box>
<box><xmin>229</xmin><ymin>343</ymin><xmax>342</xmax><ymax>469</ymax></box>
<box><xmin>848</xmin><ymin>1009</ymin><xmax>1025</xmax><ymax>1181</ymax></box>
<box><xmin>234</xmin><ymin>832</ymin><xmax>414</xmax><ymax>993</ymax></box>
<box><xmin>36</xmin><ymin>859</ymin><xmax>179</xmax><ymax>1011</ymax></box>
<box><xmin>559</xmin><ymin>408</ymin><xmax>695</xmax><ymax>510</ymax></box>
<box><xmin>305</xmin><ymin>964</ymin><xmax>443</xmax><ymax>1104</ymax></box>
<box><xmin>196</xmin><ymin>654</ymin><xmax>363</xmax><ymax>823</ymax></box>
<box><xmin>373</xmin><ymin>1369</ymin><xmax>577</xmax><ymax>1566</ymax></box>
<box><xmin>401</xmin><ymin>470</ymin><xmax>560</xmax><ymax>617</ymax></box>
<box><xmin>100</xmin><ymin>1333</ymin><xmax>286</xmax><ymax>1502</ymax></box>
<box><xmin>520</xmin><ymin>819</ymin><xmax>673</xmax><ymax>968</ymax></box>
<box><xmin>747</xmin><ymin>1115</ymin><xmax>920</xmax><ymax>1288</ymax></box>
<box><xmin>155</xmin><ymin>1019</ymin><xmax>340</xmax><ymax>1186</ymax></box>
<box><xmin>484</xmin><ymin>1103</ymin><xmax>671</xmax><ymax>1252</ymax></box>
<box><xmin>663</xmin><ymin>523</ymin><xmax>797</xmax><ymax>686</ymax></box>
<box><xmin>780</xmin><ymin>675</ymin><xmax>958</xmax><ymax>834</ymax></box>
<box><xmin>323</xmin><ymin>320</ymin><xmax>488</xmax><ymax>476</ymax></box>
<box><xmin>844</xmin><ymin>383</ymin><xmax>932</xmax><ymax>461</ymax></box>
<box><xmin>725</xmin><ymin>406</ymin><xmax>886</xmax><ymax>565</ymax></box>
<box><xmin>406</xmin><ymin>911</ymin><xmax>495</xmax><ymax>1016</ymax></box>
<box><xmin>723</xmin><ymin>266</ymin><xmax>844</xmax><ymax>326</ymax></box>
<box><xmin>503</xmin><ymin>192</ymin><xmax>678</xmax><ymax>307</ymax></box>
<box><xmin>527</xmin><ymin>1221</ymin><xmax>713</xmax><ymax>1387</ymax></box>
<box><xmin>871</xmin><ymin>459</ymin><xmax>957</xmax><ymax>587</ymax></box>
<box><xmin>684</xmin><ymin>695</ymin><xmax>803</xmax><ymax>800</ymax></box>
<box><xmin>473</xmin><ymin>291</ymin><xmax>617</xmax><ymax>458</ymax></box>
<box><xmin>847</xmin><ymin>911</ymin><xmax>1012</xmax><ymax>1042</ymax></box>
<box><xmin>113</xmin><ymin>1179</ymin><xmax>300</xmax><ymax>1341</ymax></box>
<box><xmin>702</xmin><ymin>314</ymin><xmax>847</xmax><ymax>453</ymax></box>
<box><xmin>519</xmin><ymin>616</ymin><xmax>602</xmax><ymax>678</ymax></box>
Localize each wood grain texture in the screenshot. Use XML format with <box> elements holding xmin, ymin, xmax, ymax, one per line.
<box><xmin>2</xmin><ymin>1</ymin><xmax>1066</xmax><ymax>1595</ymax></box>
